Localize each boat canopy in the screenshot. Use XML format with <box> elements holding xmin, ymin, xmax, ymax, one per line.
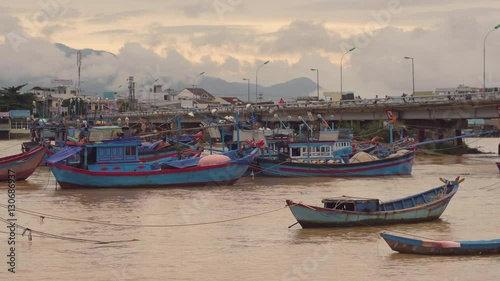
<box><xmin>46</xmin><ymin>145</ymin><xmax>84</xmax><ymax>164</ymax></box>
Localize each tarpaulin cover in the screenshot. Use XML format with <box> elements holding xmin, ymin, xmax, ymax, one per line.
<box><xmin>46</xmin><ymin>145</ymin><xmax>84</xmax><ymax>164</ymax></box>
<box><xmin>160</xmin><ymin>157</ymin><xmax>201</xmax><ymax>169</ymax></box>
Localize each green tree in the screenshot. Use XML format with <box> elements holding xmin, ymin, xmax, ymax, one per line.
<box><xmin>0</xmin><ymin>84</ymin><xmax>36</xmax><ymax>111</ymax></box>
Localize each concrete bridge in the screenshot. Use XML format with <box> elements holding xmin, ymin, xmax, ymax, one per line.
<box><xmin>101</xmin><ymin>92</ymin><xmax>500</xmax><ymax>128</ymax></box>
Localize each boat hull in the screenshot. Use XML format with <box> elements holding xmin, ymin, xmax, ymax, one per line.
<box><xmin>49</xmin><ymin>161</ymin><xmax>250</xmax><ymax>189</ymax></box>
<box><xmin>286</xmin><ymin>179</ymin><xmax>459</xmax><ymax>228</ymax></box>
<box><xmin>258</xmin><ymin>151</ymin><xmax>414</xmax><ymax>177</ymax></box>
<box><xmin>0</xmin><ymin>145</ymin><xmax>47</xmax><ymax>181</ymax></box>
<box><xmin>286</xmin><ymin>199</ymin><xmax>451</xmax><ymax>228</ymax></box>
<box><xmin>381</xmin><ymin>233</ymin><xmax>500</xmax><ymax>255</ymax></box>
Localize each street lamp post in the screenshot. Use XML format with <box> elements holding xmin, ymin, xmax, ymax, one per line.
<box><xmin>77</xmin><ymin>97</ymin><xmax>81</xmax><ymax>116</ymax></box>
<box><xmin>192</xmin><ymin>72</ymin><xmax>205</xmax><ymax>88</ymax></box>
<box><xmin>404</xmin><ymin>56</ymin><xmax>415</xmax><ymax>96</ymax></box>
<box><xmin>243</xmin><ymin>78</ymin><xmax>250</xmax><ymax>103</ymax></box>
<box><xmin>340</xmin><ymin>47</ymin><xmax>355</xmax><ymax>95</ymax></box>
<box><xmin>311</xmin><ymin>69</ymin><xmax>320</xmax><ymax>100</ymax></box>
<box><xmin>255</xmin><ymin>61</ymin><xmax>270</xmax><ymax>103</ymax></box>
<box><xmin>41</xmin><ymin>96</ymin><xmax>46</xmax><ymax>118</ymax></box>
<box><xmin>483</xmin><ymin>24</ymin><xmax>500</xmax><ymax>90</ymax></box>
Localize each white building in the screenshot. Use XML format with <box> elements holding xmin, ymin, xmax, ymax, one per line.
<box><xmin>177</xmin><ymin>88</ymin><xmax>216</xmax><ymax>101</ymax></box>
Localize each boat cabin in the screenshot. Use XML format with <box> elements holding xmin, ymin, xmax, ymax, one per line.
<box><xmin>322</xmin><ymin>198</ymin><xmax>380</xmax><ymax>212</ymax></box>
<box><xmin>287</xmin><ymin>139</ymin><xmax>353</xmax><ymax>162</ymax></box>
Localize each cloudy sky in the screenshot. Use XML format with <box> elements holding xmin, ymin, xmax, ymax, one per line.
<box><xmin>0</xmin><ymin>0</ymin><xmax>499</xmax><ymax>98</ymax></box>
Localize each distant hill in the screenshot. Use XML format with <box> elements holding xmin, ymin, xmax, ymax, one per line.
<box><xmin>52</xmin><ymin>43</ymin><xmax>318</xmax><ymax>99</ymax></box>
<box><xmin>54</xmin><ymin>43</ymin><xmax>117</xmax><ymax>58</ymax></box>
<box><xmin>196</xmin><ymin>77</ymin><xmax>318</xmax><ymax>101</ymax></box>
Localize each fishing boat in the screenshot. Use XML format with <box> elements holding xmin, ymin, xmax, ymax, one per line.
<box><xmin>0</xmin><ymin>144</ymin><xmax>47</xmax><ymax>181</ymax></box>
<box><xmin>285</xmin><ymin>177</ymin><xmax>462</xmax><ymax>228</ymax></box>
<box><xmin>380</xmin><ymin>233</ymin><xmax>500</xmax><ymax>255</ymax></box>
<box><xmin>27</xmin><ymin>124</ymin><xmax>199</xmax><ymax>165</ymax></box>
<box><xmin>257</xmin><ymin>149</ymin><xmax>414</xmax><ymax>177</ymax></box>
<box><xmin>47</xmin><ymin>139</ymin><xmax>259</xmax><ymax>189</ymax></box>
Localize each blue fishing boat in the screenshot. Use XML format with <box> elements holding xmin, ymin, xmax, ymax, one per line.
<box><xmin>46</xmin><ymin>139</ymin><xmax>259</xmax><ymax>189</ymax></box>
<box><xmin>27</xmin><ymin>124</ymin><xmax>198</xmax><ymax>165</ymax></box>
<box><xmin>286</xmin><ymin>177</ymin><xmax>462</xmax><ymax>228</ymax></box>
<box><xmin>380</xmin><ymin>233</ymin><xmax>500</xmax><ymax>255</ymax></box>
<box><xmin>257</xmin><ymin>149</ymin><xmax>414</xmax><ymax>177</ymax></box>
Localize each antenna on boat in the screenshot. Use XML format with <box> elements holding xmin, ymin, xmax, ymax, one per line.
<box><xmin>317</xmin><ymin>114</ymin><xmax>332</xmax><ymax>130</ymax></box>
<box><xmin>273</xmin><ymin>114</ymin><xmax>290</xmax><ymax>129</ymax></box>
<box><xmin>298</xmin><ymin>116</ymin><xmax>313</xmax><ymax>139</ymax></box>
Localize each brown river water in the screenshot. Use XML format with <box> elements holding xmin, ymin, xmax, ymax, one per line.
<box><xmin>0</xmin><ymin>138</ymin><xmax>499</xmax><ymax>280</ymax></box>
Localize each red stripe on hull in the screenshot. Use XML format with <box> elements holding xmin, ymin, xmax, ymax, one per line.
<box><xmin>57</xmin><ymin>179</ymin><xmax>239</xmax><ymax>189</ymax></box>
<box><xmin>0</xmin><ymin>146</ymin><xmax>46</xmax><ymax>181</ymax></box>
<box><xmin>51</xmin><ymin>162</ymin><xmax>234</xmax><ymax>176</ymax></box>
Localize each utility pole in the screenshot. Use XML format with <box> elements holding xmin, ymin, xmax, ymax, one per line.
<box><xmin>128</xmin><ymin>76</ymin><xmax>135</xmax><ymax>111</ymax></box>
<box><xmin>77</xmin><ymin>51</ymin><xmax>81</xmax><ymax>96</ymax></box>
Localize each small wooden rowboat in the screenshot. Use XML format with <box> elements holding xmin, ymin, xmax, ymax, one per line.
<box><xmin>380</xmin><ymin>233</ymin><xmax>500</xmax><ymax>255</ymax></box>
<box><xmin>286</xmin><ymin>177</ymin><xmax>463</xmax><ymax>228</ymax></box>
<box><xmin>0</xmin><ymin>145</ymin><xmax>47</xmax><ymax>181</ymax></box>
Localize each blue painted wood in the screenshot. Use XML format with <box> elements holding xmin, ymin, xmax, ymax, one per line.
<box><xmin>48</xmin><ymin>141</ymin><xmax>258</xmax><ymax>189</ymax></box>
<box><xmin>286</xmin><ymin>177</ymin><xmax>461</xmax><ymax>228</ymax></box>
<box><xmin>258</xmin><ymin>151</ymin><xmax>414</xmax><ymax>177</ymax></box>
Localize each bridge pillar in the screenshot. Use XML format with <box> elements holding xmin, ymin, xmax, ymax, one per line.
<box><xmin>455</xmin><ymin>129</ymin><xmax>463</xmax><ymax>146</ymax></box>
<box><xmin>418</xmin><ymin>130</ymin><xmax>425</xmax><ymax>142</ymax></box>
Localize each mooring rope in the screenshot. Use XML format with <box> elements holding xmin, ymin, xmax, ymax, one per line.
<box><xmin>0</xmin><ymin>204</ymin><xmax>288</xmax><ymax>228</ymax></box>
<box><xmin>0</xmin><ymin>217</ymin><xmax>138</xmax><ymax>244</ymax></box>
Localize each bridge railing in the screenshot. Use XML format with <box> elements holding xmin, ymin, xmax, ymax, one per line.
<box><xmin>99</xmin><ymin>91</ymin><xmax>500</xmax><ymax>120</ymax></box>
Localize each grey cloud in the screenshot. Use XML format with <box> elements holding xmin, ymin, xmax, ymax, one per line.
<box><xmin>41</xmin><ymin>23</ymin><xmax>75</xmax><ymax>37</ymax></box>
<box><xmin>85</xmin><ymin>9</ymin><xmax>152</xmax><ymax>24</ymax></box>
<box><xmin>90</xmin><ymin>29</ymin><xmax>134</xmax><ymax>35</ymax></box>
<box><xmin>181</xmin><ymin>0</ymin><xmax>214</xmax><ymax>18</ymax></box>
<box><xmin>0</xmin><ymin>7</ymin><xmax>23</xmax><ymax>34</ymax></box>
<box><xmin>260</xmin><ymin>20</ymin><xmax>343</xmax><ymax>54</ymax></box>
